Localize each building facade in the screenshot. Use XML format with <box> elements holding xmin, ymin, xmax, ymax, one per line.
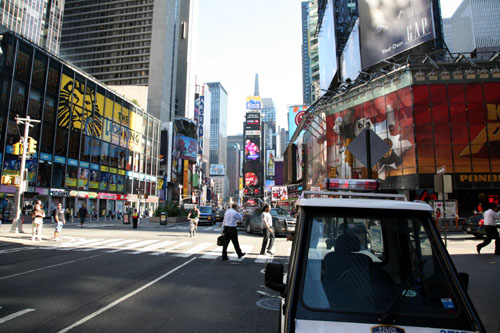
<box><xmin>301</xmin><ymin>1</ymin><xmax>312</xmax><ymax>106</ymax></box>
<box><xmin>60</xmin><ymin>0</ymin><xmax>180</xmax><ymax>124</ymax></box>
<box><xmin>207</xmin><ymin>82</ymin><xmax>228</xmax><ymax>167</ymax></box>
<box><xmin>0</xmin><ymin>0</ymin><xmax>64</xmax><ymax>54</ymax></box>
<box><xmin>0</xmin><ymin>32</ymin><xmax>160</xmax><ymax>218</ymax></box>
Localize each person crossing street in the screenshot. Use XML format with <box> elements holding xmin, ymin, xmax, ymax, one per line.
<box><xmin>221</xmin><ymin>203</ymin><xmax>245</xmax><ymax>260</ymax></box>
<box><xmin>187</xmin><ymin>206</ymin><xmax>200</xmax><ymax>237</ymax></box>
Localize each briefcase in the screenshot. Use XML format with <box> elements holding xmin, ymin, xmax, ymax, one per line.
<box><xmin>217</xmin><ymin>234</ymin><xmax>225</xmax><ymax>246</ymax></box>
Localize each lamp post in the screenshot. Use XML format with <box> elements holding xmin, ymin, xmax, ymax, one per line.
<box><xmin>178</xmin><ymin>184</ymin><xmax>183</xmax><ymax>206</ymax></box>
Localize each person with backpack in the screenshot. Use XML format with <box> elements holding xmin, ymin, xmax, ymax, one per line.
<box><xmin>187</xmin><ymin>206</ymin><xmax>200</xmax><ymax>237</ymax></box>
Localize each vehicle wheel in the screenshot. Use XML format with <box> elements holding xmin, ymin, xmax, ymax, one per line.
<box><xmin>246</xmin><ymin>222</ymin><xmax>252</xmax><ymax>234</ymax></box>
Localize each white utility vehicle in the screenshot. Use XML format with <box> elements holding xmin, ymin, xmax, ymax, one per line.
<box><xmin>265</xmin><ymin>179</ymin><xmax>484</xmax><ymax>333</ymax></box>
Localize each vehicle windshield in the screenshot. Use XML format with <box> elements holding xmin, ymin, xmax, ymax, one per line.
<box><xmin>270</xmin><ymin>208</ymin><xmax>293</xmax><ymax>217</ymax></box>
<box><xmin>199</xmin><ymin>206</ymin><xmax>212</xmax><ymax>213</ymax></box>
<box><xmin>301</xmin><ymin>208</ymin><xmax>463</xmax><ymax>321</ymax></box>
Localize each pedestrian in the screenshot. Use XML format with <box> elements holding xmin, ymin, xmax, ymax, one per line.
<box><xmin>474</xmin><ymin>202</ymin><xmax>484</xmax><ymax>214</ymax></box>
<box><xmin>52</xmin><ymin>203</ymin><xmax>65</xmax><ymax>241</ymax></box>
<box><xmin>31</xmin><ymin>200</ymin><xmax>45</xmax><ymax>241</ymax></box>
<box><xmin>187</xmin><ymin>206</ymin><xmax>200</xmax><ymax>237</ymax></box>
<box><xmin>477</xmin><ymin>203</ymin><xmax>500</xmax><ymax>255</ymax></box>
<box><xmin>132</xmin><ymin>208</ymin><xmax>139</xmax><ymax>229</ymax></box>
<box><xmin>78</xmin><ymin>204</ymin><xmax>88</xmax><ymax>228</ymax></box>
<box><xmin>221</xmin><ymin>203</ymin><xmax>245</xmax><ymax>260</ymax></box>
<box><xmin>260</xmin><ymin>204</ymin><xmax>275</xmax><ymax>255</ymax></box>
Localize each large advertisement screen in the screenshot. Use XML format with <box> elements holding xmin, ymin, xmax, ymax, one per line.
<box><xmin>245</xmin><ymin>136</ymin><xmax>261</xmax><ymax>161</ymax></box>
<box><xmin>246</xmin><ymin>96</ymin><xmax>262</xmax><ymax>110</ymax></box>
<box><xmin>318</xmin><ymin>0</ymin><xmax>338</xmax><ymax>95</ymax></box>
<box><xmin>266</xmin><ymin>149</ymin><xmax>275</xmax><ymax>177</ymax></box>
<box><xmin>245</xmin><ymin>112</ymin><xmax>261</xmax><ymax>135</ymax></box>
<box><xmin>174</xmin><ymin>135</ymin><xmax>197</xmax><ymax>161</ymax></box>
<box><xmin>288</xmin><ymin>105</ymin><xmax>308</xmax><ymax>141</ymax></box>
<box><xmin>341</xmin><ymin>18</ymin><xmax>361</xmax><ymax>82</ymax></box>
<box><xmin>210</xmin><ymin>164</ymin><xmax>225</xmax><ymax>176</ymax></box>
<box><xmin>244</xmin><ymin>161</ymin><xmax>263</xmax><ymax>196</ymax></box>
<box><xmin>358</xmin><ymin>0</ymin><xmax>435</xmax><ymax>70</ymax></box>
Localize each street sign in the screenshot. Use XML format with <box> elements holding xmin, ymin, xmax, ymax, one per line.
<box><xmin>437</xmin><ymin>166</ymin><xmax>446</xmax><ymax>175</ymax></box>
<box><xmin>347</xmin><ymin>128</ymin><xmax>389</xmax><ymax>168</ymax></box>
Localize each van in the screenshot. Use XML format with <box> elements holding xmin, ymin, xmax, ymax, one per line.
<box><xmin>265</xmin><ymin>179</ymin><xmax>484</xmax><ymax>332</ymax></box>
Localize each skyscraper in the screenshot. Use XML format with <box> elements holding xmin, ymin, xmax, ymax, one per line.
<box><xmin>301</xmin><ymin>1</ymin><xmax>312</xmax><ymax>106</ymax></box>
<box><xmin>60</xmin><ymin>0</ymin><xmax>180</xmax><ymax>123</ymax></box>
<box><xmin>207</xmin><ymin>82</ymin><xmax>228</xmax><ymax>168</ymax></box>
<box><xmin>444</xmin><ymin>0</ymin><xmax>500</xmax><ymax>56</ymax></box>
<box><xmin>0</xmin><ymin>0</ymin><xmax>64</xmax><ymax>54</ymax></box>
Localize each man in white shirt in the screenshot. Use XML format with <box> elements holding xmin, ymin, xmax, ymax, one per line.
<box><xmin>260</xmin><ymin>204</ymin><xmax>275</xmax><ymax>255</ymax></box>
<box><xmin>477</xmin><ymin>204</ymin><xmax>500</xmax><ymax>255</ymax></box>
<box><xmin>221</xmin><ymin>203</ymin><xmax>245</xmax><ymax>260</ymax></box>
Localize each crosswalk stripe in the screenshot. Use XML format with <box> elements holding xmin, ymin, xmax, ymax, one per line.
<box><xmin>0</xmin><ymin>246</ymin><xmax>37</xmax><ymax>254</ymax></box>
<box><xmin>95</xmin><ymin>239</ymin><xmax>138</xmax><ymax>249</ymax></box>
<box><xmin>106</xmin><ymin>240</ymin><xmax>158</xmax><ymax>253</ymax></box>
<box><xmin>174</xmin><ymin>243</ymin><xmax>212</xmax><ymax>258</ymax></box>
<box><xmin>148</xmin><ymin>241</ymin><xmax>192</xmax><ymax>256</ymax></box>
<box><xmin>56</xmin><ymin>239</ymin><xmax>105</xmax><ymax>251</ymax></box>
<box><xmin>75</xmin><ymin>239</ymin><xmax>123</xmax><ymax>251</ymax></box>
<box><xmin>255</xmin><ymin>254</ymin><xmax>272</xmax><ymax>263</ymax></box>
<box><xmin>230</xmin><ymin>244</ymin><xmax>254</xmax><ymax>261</ymax></box>
<box><xmin>128</xmin><ymin>241</ymin><xmax>177</xmax><ymax>254</ymax></box>
<box><xmin>0</xmin><ymin>309</ymin><xmax>35</xmax><ymax>324</ymax></box>
<box><xmin>200</xmin><ymin>246</ymin><xmax>222</xmax><ymax>259</ymax></box>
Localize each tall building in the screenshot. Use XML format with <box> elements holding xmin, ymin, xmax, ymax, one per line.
<box><xmin>301</xmin><ymin>1</ymin><xmax>312</xmax><ymax>106</ymax></box>
<box><xmin>444</xmin><ymin>0</ymin><xmax>500</xmax><ymax>56</ymax></box>
<box><xmin>227</xmin><ymin>134</ymin><xmax>243</xmax><ymax>200</ymax></box>
<box><xmin>60</xmin><ymin>0</ymin><xmax>180</xmax><ymax>123</ymax></box>
<box><xmin>277</xmin><ymin>126</ymin><xmax>289</xmax><ymax>158</ymax></box>
<box><xmin>262</xmin><ymin>98</ymin><xmax>276</xmax><ymax>152</ymax></box>
<box><xmin>0</xmin><ymin>0</ymin><xmax>64</xmax><ymax>54</ymax></box>
<box><xmin>207</xmin><ymin>82</ymin><xmax>228</xmax><ymax>168</ymax></box>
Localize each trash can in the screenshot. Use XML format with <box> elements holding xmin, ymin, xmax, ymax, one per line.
<box><xmin>160</xmin><ymin>212</ymin><xmax>168</xmax><ymax>225</ymax></box>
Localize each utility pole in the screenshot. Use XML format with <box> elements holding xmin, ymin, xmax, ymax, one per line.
<box><xmin>10</xmin><ymin>116</ymin><xmax>41</xmax><ymax>233</ymax></box>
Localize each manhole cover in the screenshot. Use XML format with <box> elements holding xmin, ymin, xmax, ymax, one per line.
<box><xmin>256</xmin><ymin>298</ymin><xmax>280</xmax><ymax>311</ymax></box>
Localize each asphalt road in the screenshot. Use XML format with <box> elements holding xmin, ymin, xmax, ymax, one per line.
<box><xmin>1</xmin><ymin>222</ymin><xmax>499</xmax><ymax>332</ymax></box>
<box><xmin>0</xmin><ymin>221</ymin><xmax>286</xmax><ymax>332</ymax></box>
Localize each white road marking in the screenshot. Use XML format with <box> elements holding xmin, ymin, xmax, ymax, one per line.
<box><xmin>200</xmin><ymin>246</ymin><xmax>223</xmax><ymax>259</ymax></box>
<box><xmin>95</xmin><ymin>239</ymin><xmax>139</xmax><ymax>249</ymax></box>
<box><xmin>0</xmin><ymin>246</ymin><xmax>38</xmax><ymax>254</ymax></box>
<box><xmin>128</xmin><ymin>241</ymin><xmax>177</xmax><ymax>254</ymax></box>
<box><xmin>75</xmin><ymin>239</ymin><xmax>123</xmax><ymax>251</ymax></box>
<box><xmin>0</xmin><ymin>254</ymin><xmax>102</xmax><ymax>280</ymax></box>
<box><xmin>105</xmin><ymin>240</ymin><xmax>158</xmax><ymax>253</ymax></box>
<box><xmin>255</xmin><ymin>254</ymin><xmax>272</xmax><ymax>263</ymax></box>
<box><xmin>57</xmin><ymin>257</ymin><xmax>196</xmax><ymax>333</ymax></box>
<box><xmin>148</xmin><ymin>241</ymin><xmax>192</xmax><ymax>256</ymax></box>
<box><xmin>230</xmin><ymin>244</ymin><xmax>254</xmax><ymax>261</ymax></box>
<box><xmin>173</xmin><ymin>243</ymin><xmax>212</xmax><ymax>258</ymax></box>
<box><xmin>56</xmin><ymin>239</ymin><xmax>104</xmax><ymax>251</ymax></box>
<box><xmin>0</xmin><ymin>309</ymin><xmax>36</xmax><ymax>324</ymax></box>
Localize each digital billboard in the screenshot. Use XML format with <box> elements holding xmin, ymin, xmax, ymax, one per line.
<box><xmin>272</xmin><ymin>186</ymin><xmax>288</xmax><ymax>201</ymax></box>
<box><xmin>288</xmin><ymin>105</ymin><xmax>308</xmax><ymax>141</ymax></box>
<box><xmin>245</xmin><ymin>136</ymin><xmax>261</xmax><ymax>160</ymax></box>
<box><xmin>318</xmin><ymin>0</ymin><xmax>338</xmax><ymax>95</ymax></box>
<box><xmin>341</xmin><ymin>18</ymin><xmax>362</xmax><ymax>83</ymax></box>
<box><xmin>174</xmin><ymin>135</ymin><xmax>197</xmax><ymax>161</ymax></box>
<box><xmin>246</xmin><ymin>96</ymin><xmax>262</xmax><ymax>110</ymax></box>
<box><xmin>245</xmin><ymin>112</ymin><xmax>261</xmax><ymax>135</ymax></box>
<box><xmin>210</xmin><ymin>164</ymin><xmax>225</xmax><ymax>176</ymax></box>
<box><xmin>358</xmin><ymin>0</ymin><xmax>435</xmax><ymax>70</ymax></box>
<box><xmin>266</xmin><ymin>149</ymin><xmax>275</xmax><ymax>177</ymax></box>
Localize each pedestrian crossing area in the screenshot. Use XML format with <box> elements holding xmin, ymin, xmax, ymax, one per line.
<box><xmin>0</xmin><ymin>236</ymin><xmax>290</xmax><ymax>263</ymax></box>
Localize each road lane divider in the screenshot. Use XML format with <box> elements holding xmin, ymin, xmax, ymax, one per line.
<box><xmin>0</xmin><ymin>308</ymin><xmax>35</xmax><ymax>325</ymax></box>
<box><xmin>57</xmin><ymin>257</ymin><xmax>197</xmax><ymax>333</ymax></box>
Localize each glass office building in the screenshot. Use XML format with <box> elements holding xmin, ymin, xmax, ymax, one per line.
<box><xmin>0</xmin><ymin>32</ymin><xmax>160</xmax><ymax>217</ymax></box>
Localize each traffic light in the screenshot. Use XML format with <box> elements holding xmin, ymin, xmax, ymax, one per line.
<box><xmin>28</xmin><ymin>137</ymin><xmax>37</xmax><ymax>154</ymax></box>
<box><xmin>12</xmin><ymin>141</ymin><xmax>23</xmax><ymax>155</ymax></box>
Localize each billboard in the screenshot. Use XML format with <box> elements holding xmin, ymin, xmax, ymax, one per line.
<box><xmin>272</xmin><ymin>186</ymin><xmax>288</xmax><ymax>201</ymax></box>
<box><xmin>197</xmin><ymin>96</ymin><xmax>205</xmax><ymax>155</ymax></box>
<box><xmin>246</xmin><ymin>96</ymin><xmax>262</xmax><ymax>109</ymax></box>
<box><xmin>174</xmin><ymin>135</ymin><xmax>197</xmax><ymax>161</ymax></box>
<box><xmin>296</xmin><ymin>137</ymin><xmax>303</xmax><ymax>180</ymax></box>
<box><xmin>245</xmin><ymin>113</ymin><xmax>261</xmax><ymax>131</ymax></box>
<box><xmin>358</xmin><ymin>0</ymin><xmax>435</xmax><ymax>70</ymax></box>
<box><xmin>210</xmin><ymin>164</ymin><xmax>225</xmax><ymax>176</ymax></box>
<box><xmin>341</xmin><ymin>18</ymin><xmax>362</xmax><ymax>83</ymax></box>
<box><xmin>245</xmin><ymin>136</ymin><xmax>261</xmax><ymax>160</ymax></box>
<box><xmin>288</xmin><ymin>105</ymin><xmax>308</xmax><ymax>141</ymax></box>
<box><xmin>318</xmin><ymin>0</ymin><xmax>338</xmax><ymax>95</ymax></box>
<box><xmin>266</xmin><ymin>149</ymin><xmax>275</xmax><ymax>177</ymax></box>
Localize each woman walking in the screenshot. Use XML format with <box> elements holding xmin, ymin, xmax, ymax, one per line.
<box><xmin>32</xmin><ymin>200</ymin><xmax>45</xmax><ymax>241</ymax></box>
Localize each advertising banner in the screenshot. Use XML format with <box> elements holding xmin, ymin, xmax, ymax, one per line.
<box><xmin>175</xmin><ymin>135</ymin><xmax>197</xmax><ymax>161</ymax></box>
<box><xmin>245</xmin><ymin>112</ymin><xmax>261</xmax><ymax>132</ymax></box>
<box><xmin>296</xmin><ymin>137</ymin><xmax>303</xmax><ymax>180</ymax></box>
<box><xmin>288</xmin><ymin>105</ymin><xmax>308</xmax><ymax>141</ymax></box>
<box><xmin>245</xmin><ymin>136</ymin><xmax>261</xmax><ymax>161</ymax></box>
<box><xmin>197</xmin><ymin>96</ymin><xmax>205</xmax><ymax>155</ymax></box>
<box><xmin>318</xmin><ymin>0</ymin><xmax>338</xmax><ymax>94</ymax></box>
<box><xmin>358</xmin><ymin>0</ymin><xmax>435</xmax><ymax>69</ymax></box>
<box><xmin>210</xmin><ymin>164</ymin><xmax>225</xmax><ymax>176</ymax></box>
<box><xmin>341</xmin><ymin>18</ymin><xmax>362</xmax><ymax>82</ymax></box>
<box><xmin>246</xmin><ymin>96</ymin><xmax>262</xmax><ymax>109</ymax></box>
<box><xmin>266</xmin><ymin>150</ymin><xmax>275</xmax><ymax>177</ymax></box>
<box><xmin>183</xmin><ymin>160</ymin><xmax>189</xmax><ymax>198</ymax></box>
<box><xmin>271</xmin><ymin>186</ymin><xmax>288</xmax><ymax>201</ymax></box>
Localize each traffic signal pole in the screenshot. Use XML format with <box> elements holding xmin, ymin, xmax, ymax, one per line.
<box><xmin>10</xmin><ymin>116</ymin><xmax>39</xmax><ymax>233</ymax></box>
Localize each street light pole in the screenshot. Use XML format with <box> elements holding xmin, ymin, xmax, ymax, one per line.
<box><xmin>178</xmin><ymin>184</ymin><xmax>183</xmax><ymax>205</ymax></box>
<box><xmin>10</xmin><ymin>116</ymin><xmax>40</xmax><ymax>233</ymax></box>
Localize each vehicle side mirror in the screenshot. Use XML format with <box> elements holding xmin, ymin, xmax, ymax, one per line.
<box><xmin>459</xmin><ymin>272</ymin><xmax>469</xmax><ymax>291</ymax></box>
<box><xmin>265</xmin><ymin>263</ymin><xmax>285</xmax><ymax>297</ymax></box>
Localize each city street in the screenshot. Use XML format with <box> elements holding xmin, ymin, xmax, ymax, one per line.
<box><xmin>0</xmin><ymin>220</ymin><xmax>285</xmax><ymax>332</ymax></box>
<box><xmin>0</xmin><ymin>221</ymin><xmax>499</xmax><ymax>332</ymax></box>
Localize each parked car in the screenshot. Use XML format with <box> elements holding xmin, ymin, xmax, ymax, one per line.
<box><xmin>215</xmin><ymin>208</ymin><xmax>225</xmax><ymax>222</ymax></box>
<box><xmin>244</xmin><ymin>207</ymin><xmax>296</xmax><ymax>235</ymax></box>
<box><xmin>198</xmin><ymin>206</ymin><xmax>216</xmax><ymax>225</ymax></box>
<box><xmin>463</xmin><ymin>213</ymin><xmax>500</xmax><ymax>238</ymax></box>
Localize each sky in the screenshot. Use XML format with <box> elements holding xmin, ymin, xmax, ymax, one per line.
<box><xmin>195</xmin><ymin>0</ymin><xmax>462</xmax><ymax>136</ymax></box>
